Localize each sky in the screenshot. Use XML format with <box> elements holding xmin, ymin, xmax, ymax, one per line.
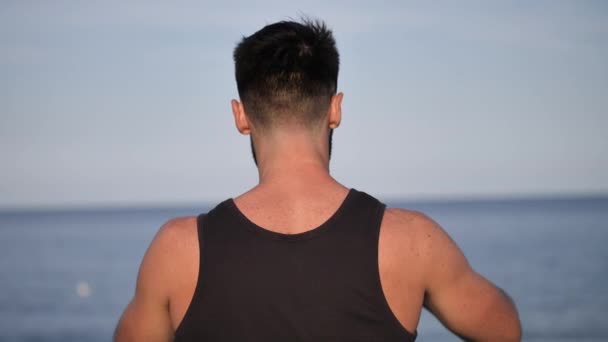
<box><xmin>1</xmin><ymin>1</ymin><xmax>607</xmax><ymax>209</ymax></box>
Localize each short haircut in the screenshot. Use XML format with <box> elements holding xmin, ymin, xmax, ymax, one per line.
<box><xmin>233</xmin><ymin>18</ymin><xmax>340</xmax><ymax>130</ymax></box>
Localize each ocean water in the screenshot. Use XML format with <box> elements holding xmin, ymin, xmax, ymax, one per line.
<box><xmin>0</xmin><ymin>196</ymin><xmax>606</xmax><ymax>341</ymax></box>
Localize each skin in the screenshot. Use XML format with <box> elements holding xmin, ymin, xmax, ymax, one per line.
<box><xmin>114</xmin><ymin>93</ymin><xmax>522</xmax><ymax>341</ymax></box>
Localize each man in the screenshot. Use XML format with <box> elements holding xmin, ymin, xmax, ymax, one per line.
<box><xmin>114</xmin><ymin>19</ymin><xmax>521</xmax><ymax>341</ymax></box>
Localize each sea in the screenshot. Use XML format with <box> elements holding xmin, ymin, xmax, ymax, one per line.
<box><xmin>0</xmin><ymin>195</ymin><xmax>607</xmax><ymax>341</ymax></box>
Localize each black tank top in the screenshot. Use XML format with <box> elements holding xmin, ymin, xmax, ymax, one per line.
<box><xmin>174</xmin><ymin>188</ymin><xmax>417</xmax><ymax>341</ymax></box>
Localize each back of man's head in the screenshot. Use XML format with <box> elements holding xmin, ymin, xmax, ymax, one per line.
<box><xmin>233</xmin><ymin>18</ymin><xmax>340</xmax><ymax>131</ymax></box>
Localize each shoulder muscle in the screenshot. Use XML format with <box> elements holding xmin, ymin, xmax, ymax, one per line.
<box><xmin>385</xmin><ymin>208</ymin><xmax>521</xmax><ymax>341</ymax></box>
<box><xmin>114</xmin><ymin>216</ymin><xmax>197</xmax><ymax>342</ymax></box>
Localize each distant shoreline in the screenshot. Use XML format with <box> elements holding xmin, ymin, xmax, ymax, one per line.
<box><xmin>1</xmin><ymin>193</ymin><xmax>607</xmax><ymax>215</ymax></box>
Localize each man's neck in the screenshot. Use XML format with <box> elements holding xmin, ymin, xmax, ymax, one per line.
<box><xmin>257</xmin><ymin>160</ymin><xmax>336</xmax><ymax>189</ymax></box>
<box><xmin>253</xmin><ymin>128</ymin><xmax>333</xmax><ymax>185</ymax></box>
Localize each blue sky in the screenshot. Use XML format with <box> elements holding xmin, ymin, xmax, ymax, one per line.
<box><xmin>1</xmin><ymin>1</ymin><xmax>607</xmax><ymax>209</ymax></box>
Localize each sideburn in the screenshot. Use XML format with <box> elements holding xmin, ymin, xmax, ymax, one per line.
<box><xmin>250</xmin><ymin>135</ymin><xmax>258</xmax><ymax>166</ymax></box>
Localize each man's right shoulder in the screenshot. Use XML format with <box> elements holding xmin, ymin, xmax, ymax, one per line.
<box><xmin>381</xmin><ymin>207</ymin><xmax>443</xmax><ymax>244</ymax></box>
<box><xmin>380</xmin><ymin>207</ymin><xmax>454</xmax><ymax>279</ymax></box>
<box><xmin>381</xmin><ymin>210</ymin><xmax>522</xmax><ymax>341</ymax></box>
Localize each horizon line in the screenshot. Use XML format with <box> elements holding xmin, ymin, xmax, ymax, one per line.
<box><xmin>1</xmin><ymin>191</ymin><xmax>607</xmax><ymax>214</ymax></box>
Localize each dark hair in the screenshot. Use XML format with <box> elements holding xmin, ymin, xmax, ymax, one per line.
<box><xmin>233</xmin><ymin>18</ymin><xmax>339</xmax><ymax>129</ymax></box>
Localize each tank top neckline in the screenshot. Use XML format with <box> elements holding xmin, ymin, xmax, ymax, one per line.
<box><xmin>225</xmin><ymin>188</ymin><xmax>357</xmax><ymax>242</ymax></box>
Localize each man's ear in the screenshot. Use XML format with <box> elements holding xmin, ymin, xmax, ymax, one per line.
<box><xmin>328</xmin><ymin>92</ymin><xmax>343</xmax><ymax>129</ymax></box>
<box><xmin>231</xmin><ymin>99</ymin><xmax>251</xmax><ymax>135</ymax></box>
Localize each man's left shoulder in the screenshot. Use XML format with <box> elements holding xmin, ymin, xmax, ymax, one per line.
<box><xmin>156</xmin><ymin>216</ymin><xmax>199</xmax><ymax>242</ymax></box>
<box><xmin>140</xmin><ymin>216</ymin><xmax>198</xmax><ymax>272</ymax></box>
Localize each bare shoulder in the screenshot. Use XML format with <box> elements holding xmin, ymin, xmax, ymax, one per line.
<box><xmin>381</xmin><ymin>208</ymin><xmax>461</xmax><ymax>273</ymax></box>
<box><xmin>383</xmin><ymin>207</ymin><xmax>436</xmax><ymax>229</ymax></box>
<box><xmin>114</xmin><ymin>216</ymin><xmax>199</xmax><ymax>341</ymax></box>
<box><xmin>139</xmin><ymin>216</ymin><xmax>200</xmax><ymax>291</ymax></box>
<box><xmin>376</xmin><ymin>208</ymin><xmax>444</xmax><ymax>327</ymax></box>
<box><xmin>382</xmin><ymin>207</ymin><xmax>449</xmax><ymax>247</ymax></box>
<box><xmin>154</xmin><ymin>216</ymin><xmax>199</xmax><ymax>265</ymax></box>
<box><xmin>152</xmin><ymin>216</ymin><xmax>199</xmax><ymax>252</ymax></box>
<box><xmin>139</xmin><ymin>216</ymin><xmax>200</xmax><ymax>313</ymax></box>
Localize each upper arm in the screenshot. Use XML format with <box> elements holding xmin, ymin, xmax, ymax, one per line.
<box><xmin>114</xmin><ymin>219</ymin><xmax>184</xmax><ymax>342</ymax></box>
<box><xmin>411</xmin><ymin>212</ymin><xmax>521</xmax><ymax>341</ymax></box>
